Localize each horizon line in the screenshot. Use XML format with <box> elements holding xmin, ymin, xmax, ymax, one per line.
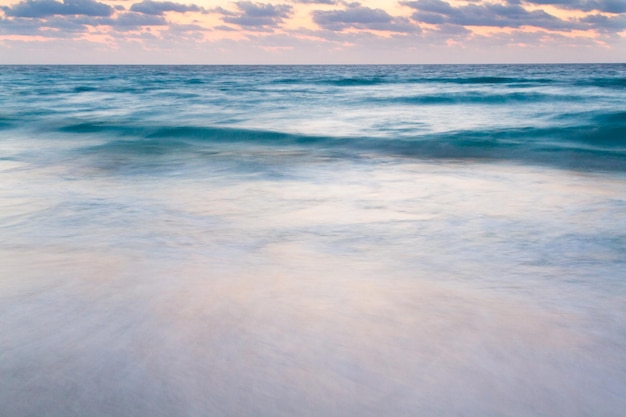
<box><xmin>1</xmin><ymin>62</ymin><xmax>625</xmax><ymax>66</ymax></box>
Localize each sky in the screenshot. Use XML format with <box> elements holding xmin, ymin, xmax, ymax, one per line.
<box><xmin>0</xmin><ymin>0</ymin><xmax>625</xmax><ymax>63</ymax></box>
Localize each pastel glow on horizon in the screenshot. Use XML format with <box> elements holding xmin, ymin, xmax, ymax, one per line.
<box><xmin>0</xmin><ymin>0</ymin><xmax>624</xmax><ymax>63</ymax></box>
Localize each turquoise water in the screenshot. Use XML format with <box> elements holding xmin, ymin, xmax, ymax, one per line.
<box><xmin>1</xmin><ymin>65</ymin><xmax>625</xmax><ymax>416</ymax></box>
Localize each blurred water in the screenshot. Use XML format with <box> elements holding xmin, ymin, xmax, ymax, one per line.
<box><xmin>1</xmin><ymin>65</ymin><xmax>626</xmax><ymax>416</ymax></box>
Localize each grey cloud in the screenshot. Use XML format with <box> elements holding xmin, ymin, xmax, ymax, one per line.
<box><xmin>524</xmin><ymin>0</ymin><xmax>626</xmax><ymax>14</ymax></box>
<box><xmin>581</xmin><ymin>13</ymin><xmax>626</xmax><ymax>31</ymax></box>
<box><xmin>0</xmin><ymin>12</ymin><xmax>168</xmax><ymax>36</ymax></box>
<box><xmin>292</xmin><ymin>0</ymin><xmax>337</xmax><ymax>4</ymax></box>
<box><xmin>403</xmin><ymin>0</ymin><xmax>579</xmax><ymax>30</ymax></box>
<box><xmin>413</xmin><ymin>11</ymin><xmax>445</xmax><ymax>24</ymax></box>
<box><xmin>111</xmin><ymin>12</ymin><xmax>167</xmax><ymax>28</ymax></box>
<box><xmin>220</xmin><ymin>1</ymin><xmax>293</xmax><ymax>29</ymax></box>
<box><xmin>0</xmin><ymin>16</ymin><xmax>57</xmax><ymax>36</ymax></box>
<box><xmin>68</xmin><ymin>12</ymin><xmax>167</xmax><ymax>29</ymax></box>
<box><xmin>129</xmin><ymin>0</ymin><xmax>206</xmax><ymax>16</ymax></box>
<box><xmin>3</xmin><ymin>0</ymin><xmax>114</xmax><ymax>18</ymax></box>
<box><xmin>211</xmin><ymin>6</ymin><xmax>237</xmax><ymax>17</ymax></box>
<box><xmin>214</xmin><ymin>24</ymin><xmax>238</xmax><ymax>31</ymax></box>
<box><xmin>313</xmin><ymin>6</ymin><xmax>418</xmax><ymax>32</ymax></box>
<box><xmin>433</xmin><ymin>22</ymin><xmax>471</xmax><ymax>35</ymax></box>
<box><xmin>0</xmin><ymin>14</ymin><xmax>91</xmax><ymax>36</ymax></box>
<box><xmin>402</xmin><ymin>0</ymin><xmax>453</xmax><ymax>15</ymax></box>
<box><xmin>166</xmin><ymin>22</ymin><xmax>209</xmax><ymax>33</ymax></box>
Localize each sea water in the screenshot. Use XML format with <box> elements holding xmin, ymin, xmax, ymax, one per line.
<box><xmin>1</xmin><ymin>64</ymin><xmax>625</xmax><ymax>416</ymax></box>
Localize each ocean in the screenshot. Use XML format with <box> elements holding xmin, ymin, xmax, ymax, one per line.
<box><xmin>1</xmin><ymin>64</ymin><xmax>625</xmax><ymax>416</ymax></box>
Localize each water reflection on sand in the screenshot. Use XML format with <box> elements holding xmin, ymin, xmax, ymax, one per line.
<box><xmin>1</xmin><ymin>157</ymin><xmax>625</xmax><ymax>416</ymax></box>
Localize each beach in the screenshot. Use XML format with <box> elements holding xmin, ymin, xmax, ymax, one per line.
<box><xmin>1</xmin><ymin>64</ymin><xmax>625</xmax><ymax>416</ymax></box>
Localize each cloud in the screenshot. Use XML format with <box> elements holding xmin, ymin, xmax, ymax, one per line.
<box><xmin>218</xmin><ymin>1</ymin><xmax>293</xmax><ymax>29</ymax></box>
<box><xmin>403</xmin><ymin>0</ymin><xmax>453</xmax><ymax>15</ymax></box>
<box><xmin>580</xmin><ymin>13</ymin><xmax>626</xmax><ymax>32</ymax></box>
<box><xmin>402</xmin><ymin>0</ymin><xmax>579</xmax><ymax>31</ymax></box>
<box><xmin>292</xmin><ymin>0</ymin><xmax>337</xmax><ymax>4</ymax></box>
<box><xmin>214</xmin><ymin>24</ymin><xmax>238</xmax><ymax>31</ymax></box>
<box><xmin>0</xmin><ymin>0</ymin><xmax>208</xmax><ymax>37</ymax></box>
<box><xmin>129</xmin><ymin>0</ymin><xmax>206</xmax><ymax>16</ymax></box>
<box><xmin>0</xmin><ymin>15</ymin><xmax>88</xmax><ymax>36</ymax></box>
<box><xmin>523</xmin><ymin>0</ymin><xmax>626</xmax><ymax>14</ymax></box>
<box><xmin>1</xmin><ymin>0</ymin><xmax>625</xmax><ymax>63</ymax></box>
<box><xmin>110</xmin><ymin>12</ymin><xmax>167</xmax><ymax>28</ymax></box>
<box><xmin>312</xmin><ymin>5</ymin><xmax>418</xmax><ymax>32</ymax></box>
<box><xmin>0</xmin><ymin>11</ymin><xmax>170</xmax><ymax>35</ymax></box>
<box><xmin>2</xmin><ymin>0</ymin><xmax>114</xmax><ymax>18</ymax></box>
